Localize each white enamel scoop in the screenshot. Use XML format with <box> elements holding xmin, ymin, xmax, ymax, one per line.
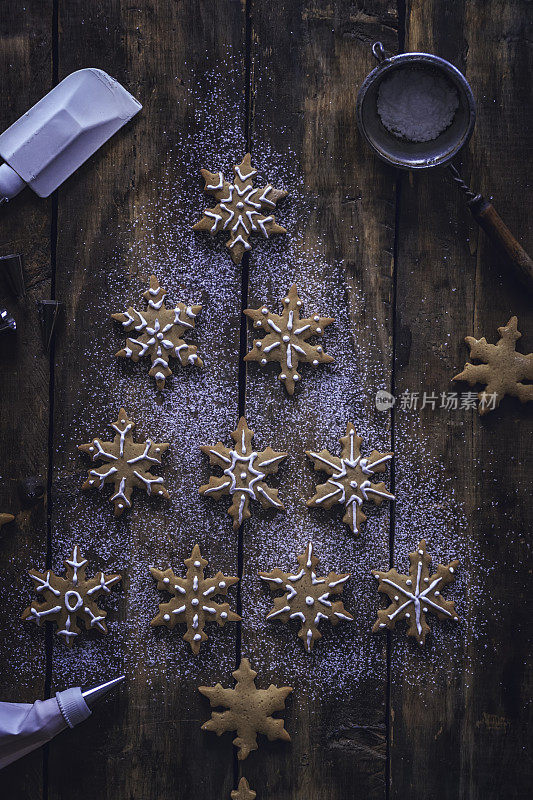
<box><xmin>0</xmin><ymin>68</ymin><xmax>141</xmax><ymax>202</ymax></box>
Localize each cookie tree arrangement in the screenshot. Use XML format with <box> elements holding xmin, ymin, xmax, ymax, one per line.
<box><xmin>21</xmin><ymin>149</ymin><xmax>533</xmax><ymax>799</ymax></box>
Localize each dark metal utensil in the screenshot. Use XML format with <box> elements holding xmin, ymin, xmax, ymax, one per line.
<box><xmin>0</xmin><ymin>254</ymin><xmax>25</xmax><ymax>298</ymax></box>
<box><xmin>356</xmin><ymin>42</ymin><xmax>533</xmax><ymax>291</ymax></box>
<box><xmin>0</xmin><ymin>308</ymin><xmax>16</xmax><ymax>334</ymax></box>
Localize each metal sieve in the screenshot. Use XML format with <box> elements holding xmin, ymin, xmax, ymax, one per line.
<box><xmin>356</xmin><ymin>42</ymin><xmax>533</xmax><ymax>290</ymax></box>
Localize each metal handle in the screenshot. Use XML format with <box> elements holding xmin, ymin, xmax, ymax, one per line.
<box><xmin>372</xmin><ymin>42</ymin><xmax>388</xmax><ymax>63</ymax></box>
<box><xmin>448</xmin><ymin>164</ymin><xmax>533</xmax><ymax>291</ymax></box>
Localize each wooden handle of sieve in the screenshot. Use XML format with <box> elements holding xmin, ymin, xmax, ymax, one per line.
<box><xmin>468</xmin><ymin>195</ymin><xmax>533</xmax><ymax>291</ymax></box>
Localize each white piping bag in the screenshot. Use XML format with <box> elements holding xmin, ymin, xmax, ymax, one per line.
<box><xmin>0</xmin><ymin>675</ymin><xmax>124</xmax><ymax>769</ymax></box>
<box><xmin>0</xmin><ymin>68</ymin><xmax>141</xmax><ymax>202</ymax></box>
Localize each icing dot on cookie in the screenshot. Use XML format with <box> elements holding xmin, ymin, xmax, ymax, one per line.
<box><xmin>194</xmin><ymin>561</ymin><xmax>201</xmax><ymax>567</ymax></box>
<box><xmin>192</xmin><ymin>598</ymin><xmax>199</xmax><ymax>606</ymax></box>
<box><xmin>240</xmin><ymin>472</ymin><xmax>247</xmax><ymax>480</ymax></box>
<box><xmin>280</xmin><ymin>373</ymin><xmax>286</xmax><ymax>380</ymax></box>
<box><xmin>312</xmin><ymin>359</ymin><xmax>319</xmax><ymax>366</ymax></box>
<box><xmin>256</xmin><ymin>341</ymin><xmax>262</xmax><ymax>348</ymax></box>
<box><xmin>294</xmin><ymin>374</ymin><xmax>299</xmax><ymax>381</ymax></box>
<box><xmin>282</xmin><ymin>334</ymin><xmax>290</xmax><ymax>342</ymax></box>
<box><xmin>305</xmin><ymin>596</ymin><xmax>314</xmax><ymax>606</ymax></box>
<box><xmin>163</xmin><ymin>613</ymin><xmax>170</xmax><ymax>621</ymax></box>
<box><xmin>314</xmin><ymin>315</ymin><xmax>320</xmax><ymax>322</ymax></box>
<box><xmin>406</xmin><ymin>580</ymin><xmax>412</xmax><ymax>586</ymax></box>
<box><xmin>262</xmin><ymin>308</ymin><xmax>268</xmax><ymax>314</ymax></box>
<box><xmin>163</xmin><ymin>577</ymin><xmax>170</xmax><ymax>584</ymax></box>
<box><xmin>284</xmin><ymin>297</ymin><xmax>290</xmax><ymax>304</ymax></box>
<box><xmin>219</xmin><ymin>582</ymin><xmax>226</xmax><ymax>589</ymax></box>
<box><xmin>260</xmin><ymin>358</ymin><xmax>267</xmax><ymax>365</ymax></box>
<box><xmin>220</xmin><ymin>612</ymin><xmax>228</xmax><ymax>619</ymax></box>
<box><xmin>316</xmin><ymin>327</ymin><xmax>322</xmax><ymax>334</ymax></box>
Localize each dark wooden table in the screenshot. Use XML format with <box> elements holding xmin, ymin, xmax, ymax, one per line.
<box><xmin>1</xmin><ymin>2</ymin><xmax>531</xmax><ymax>798</ymax></box>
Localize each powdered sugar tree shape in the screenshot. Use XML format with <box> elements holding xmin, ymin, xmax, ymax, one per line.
<box><xmin>306</xmin><ymin>424</ymin><xmax>394</xmax><ymax>535</ymax></box>
<box><xmin>260</xmin><ymin>542</ymin><xmax>353</xmax><ymax>652</ymax></box>
<box><xmin>79</xmin><ymin>409</ymin><xmax>170</xmax><ymax>516</ymax></box>
<box><xmin>22</xmin><ymin>545</ymin><xmax>121</xmax><ymax>647</ymax></box>
<box><xmin>231</xmin><ymin>778</ymin><xmax>256</xmax><ymax>800</ymax></box>
<box><xmin>193</xmin><ymin>153</ymin><xmax>287</xmax><ymax>265</ymax></box>
<box><xmin>453</xmin><ymin>316</ymin><xmax>533</xmax><ymax>414</ymax></box>
<box><xmin>244</xmin><ymin>284</ymin><xmax>334</xmax><ymax>394</ymax></box>
<box><xmin>199</xmin><ymin>658</ymin><xmax>292</xmax><ymax>760</ymax></box>
<box><xmin>111</xmin><ymin>275</ymin><xmax>202</xmax><ymax>391</ymax></box>
<box><xmin>150</xmin><ymin>544</ymin><xmax>240</xmax><ymax>654</ymax></box>
<box><xmin>199</xmin><ymin>417</ymin><xmax>287</xmax><ymax>530</ymax></box>
<box><xmin>372</xmin><ymin>539</ymin><xmax>459</xmax><ymax>646</ymax></box>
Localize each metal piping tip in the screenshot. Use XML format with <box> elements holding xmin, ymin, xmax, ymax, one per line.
<box><xmin>82</xmin><ymin>675</ymin><xmax>125</xmax><ymax>708</ymax></box>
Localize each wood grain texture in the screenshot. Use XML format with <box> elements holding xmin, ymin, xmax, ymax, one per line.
<box><xmin>241</xmin><ymin>1</ymin><xmax>397</xmax><ymax>798</ymax></box>
<box><xmin>0</xmin><ymin>3</ymin><xmax>52</xmax><ymax>798</ymax></box>
<box><xmin>0</xmin><ymin>1</ymin><xmax>531</xmax><ymax>798</ymax></box>
<box><xmin>390</xmin><ymin>1</ymin><xmax>533</xmax><ymax>798</ymax></box>
<box><xmin>46</xmin><ymin>2</ymin><xmax>246</xmax><ymax>800</ymax></box>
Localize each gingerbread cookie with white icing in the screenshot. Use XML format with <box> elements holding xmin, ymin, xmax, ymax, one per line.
<box><xmin>199</xmin><ymin>417</ymin><xmax>286</xmax><ymax>530</ymax></box>
<box><xmin>244</xmin><ymin>284</ymin><xmax>334</xmax><ymax>394</ymax></box>
<box><xmin>193</xmin><ymin>153</ymin><xmax>287</xmax><ymax>264</ymax></box>
<box><xmin>150</xmin><ymin>544</ymin><xmax>240</xmax><ymax>654</ymax></box>
<box><xmin>22</xmin><ymin>545</ymin><xmax>121</xmax><ymax>647</ymax></box>
<box><xmin>78</xmin><ymin>409</ymin><xmax>169</xmax><ymax>516</ymax></box>
<box><xmin>112</xmin><ymin>275</ymin><xmax>202</xmax><ymax>392</ymax></box>
<box><xmin>260</xmin><ymin>543</ymin><xmax>353</xmax><ymax>652</ymax></box>
<box><xmin>372</xmin><ymin>539</ymin><xmax>459</xmax><ymax>645</ymax></box>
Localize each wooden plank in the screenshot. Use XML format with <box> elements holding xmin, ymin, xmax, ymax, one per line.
<box><xmin>0</xmin><ymin>2</ymin><xmax>52</xmax><ymax>797</ymax></box>
<box><xmin>47</xmin><ymin>2</ymin><xmax>246</xmax><ymax>799</ymax></box>
<box><xmin>390</xmin><ymin>2</ymin><xmax>533</xmax><ymax>799</ymax></box>
<box><xmin>241</xmin><ymin>2</ymin><xmax>398</xmax><ymax>798</ymax></box>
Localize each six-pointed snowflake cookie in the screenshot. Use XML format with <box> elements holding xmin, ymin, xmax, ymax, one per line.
<box><xmin>231</xmin><ymin>778</ymin><xmax>256</xmax><ymax>800</ymax></box>
<box><xmin>193</xmin><ymin>153</ymin><xmax>287</xmax><ymax>264</ymax></box>
<box><xmin>78</xmin><ymin>409</ymin><xmax>170</xmax><ymax>516</ymax></box>
<box><xmin>150</xmin><ymin>544</ymin><xmax>240</xmax><ymax>654</ymax></box>
<box><xmin>372</xmin><ymin>539</ymin><xmax>459</xmax><ymax>646</ymax></box>
<box><xmin>199</xmin><ymin>417</ymin><xmax>287</xmax><ymax>530</ymax></box>
<box><xmin>199</xmin><ymin>657</ymin><xmax>292</xmax><ymax>760</ymax></box>
<box><xmin>453</xmin><ymin>316</ymin><xmax>533</xmax><ymax>415</ymax></box>
<box><xmin>111</xmin><ymin>275</ymin><xmax>203</xmax><ymax>391</ymax></box>
<box><xmin>260</xmin><ymin>542</ymin><xmax>353</xmax><ymax>652</ymax></box>
<box><xmin>21</xmin><ymin>545</ymin><xmax>121</xmax><ymax>647</ymax></box>
<box><xmin>244</xmin><ymin>284</ymin><xmax>334</xmax><ymax>394</ymax></box>
<box><xmin>306</xmin><ymin>423</ymin><xmax>394</xmax><ymax>535</ymax></box>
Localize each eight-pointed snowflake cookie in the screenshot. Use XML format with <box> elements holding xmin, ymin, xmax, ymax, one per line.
<box><xmin>78</xmin><ymin>408</ymin><xmax>170</xmax><ymax>516</ymax></box>
<box><xmin>193</xmin><ymin>153</ymin><xmax>287</xmax><ymax>264</ymax></box>
<box><xmin>260</xmin><ymin>542</ymin><xmax>353</xmax><ymax>652</ymax></box>
<box><xmin>306</xmin><ymin>423</ymin><xmax>394</xmax><ymax>535</ymax></box>
<box><xmin>244</xmin><ymin>284</ymin><xmax>334</xmax><ymax>394</ymax></box>
<box><xmin>199</xmin><ymin>657</ymin><xmax>292</xmax><ymax>760</ymax></box>
<box><xmin>231</xmin><ymin>778</ymin><xmax>256</xmax><ymax>800</ymax></box>
<box><xmin>453</xmin><ymin>316</ymin><xmax>533</xmax><ymax>415</ymax></box>
<box><xmin>150</xmin><ymin>544</ymin><xmax>240</xmax><ymax>654</ymax></box>
<box><xmin>21</xmin><ymin>545</ymin><xmax>121</xmax><ymax>647</ymax></box>
<box><xmin>111</xmin><ymin>275</ymin><xmax>203</xmax><ymax>391</ymax></box>
<box><xmin>199</xmin><ymin>417</ymin><xmax>287</xmax><ymax>530</ymax></box>
<box><xmin>372</xmin><ymin>539</ymin><xmax>459</xmax><ymax>646</ymax></box>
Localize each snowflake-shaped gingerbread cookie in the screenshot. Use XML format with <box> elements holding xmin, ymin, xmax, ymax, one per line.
<box><xmin>453</xmin><ymin>316</ymin><xmax>533</xmax><ymax>414</ymax></box>
<box><xmin>306</xmin><ymin>424</ymin><xmax>394</xmax><ymax>535</ymax></box>
<box><xmin>79</xmin><ymin>409</ymin><xmax>170</xmax><ymax>516</ymax></box>
<box><xmin>193</xmin><ymin>153</ymin><xmax>287</xmax><ymax>264</ymax></box>
<box><xmin>260</xmin><ymin>543</ymin><xmax>353</xmax><ymax>652</ymax></box>
<box><xmin>372</xmin><ymin>539</ymin><xmax>459</xmax><ymax>645</ymax></box>
<box><xmin>112</xmin><ymin>275</ymin><xmax>202</xmax><ymax>391</ymax></box>
<box><xmin>22</xmin><ymin>545</ymin><xmax>121</xmax><ymax>647</ymax></box>
<box><xmin>231</xmin><ymin>779</ymin><xmax>256</xmax><ymax>800</ymax></box>
<box><xmin>244</xmin><ymin>284</ymin><xmax>334</xmax><ymax>394</ymax></box>
<box><xmin>199</xmin><ymin>417</ymin><xmax>287</xmax><ymax>530</ymax></box>
<box><xmin>199</xmin><ymin>657</ymin><xmax>292</xmax><ymax>760</ymax></box>
<box><xmin>150</xmin><ymin>544</ymin><xmax>240</xmax><ymax>654</ymax></box>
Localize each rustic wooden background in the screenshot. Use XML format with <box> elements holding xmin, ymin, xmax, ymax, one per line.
<box><xmin>0</xmin><ymin>1</ymin><xmax>531</xmax><ymax>799</ymax></box>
